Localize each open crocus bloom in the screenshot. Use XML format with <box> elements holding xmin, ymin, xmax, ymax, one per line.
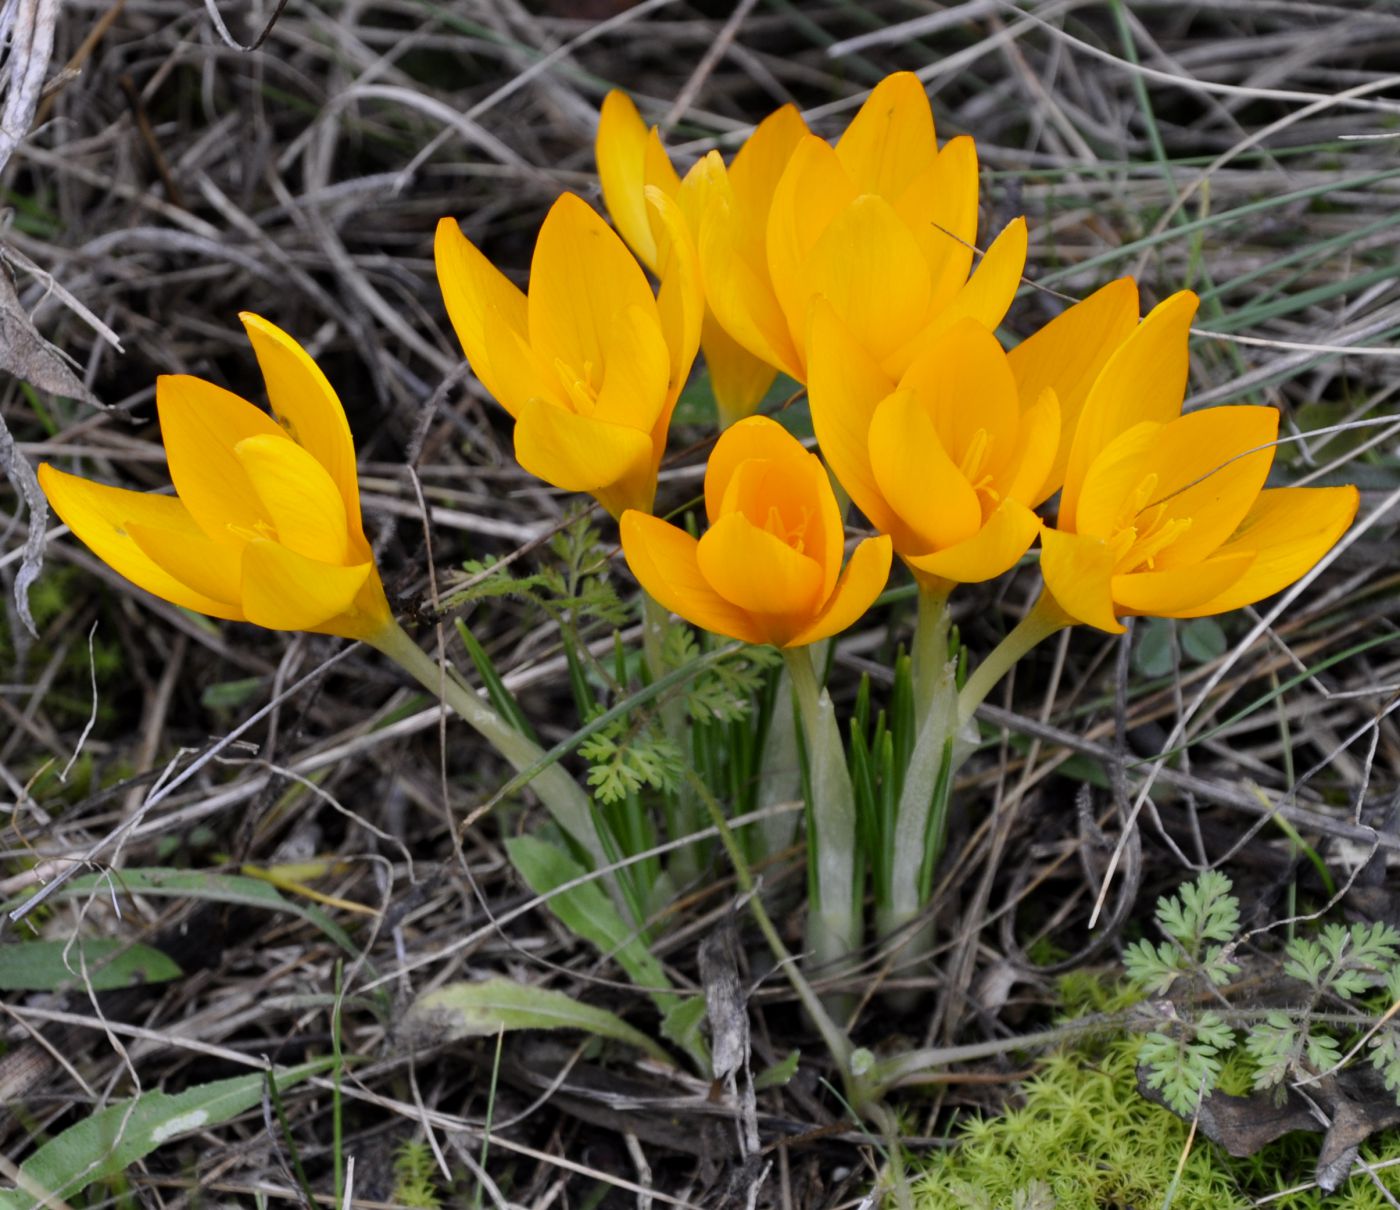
<box><xmin>809</xmin><ymin>305</ymin><xmax>1053</xmax><ymax>587</ymax></box>
<box><xmin>620</xmin><ymin>416</ymin><xmax>891</xmax><ymax>648</ymax></box>
<box><xmin>1040</xmin><ymin>290</ymin><xmax>1359</xmax><ymax>633</ymax></box>
<box><xmin>38</xmin><ymin>315</ymin><xmax>391</xmax><ymax>640</ymax></box>
<box><xmin>597</xmin><ymin>90</ymin><xmax>807</xmax><ymax>426</ymax></box>
<box><xmin>697</xmin><ymin>70</ymin><xmax>1026</xmax><ymax>386</ymax></box>
<box><xmin>435</xmin><ymin>191</ymin><xmax>702</xmax><ymax>518</ymax></box>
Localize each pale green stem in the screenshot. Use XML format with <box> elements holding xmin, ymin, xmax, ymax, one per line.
<box><xmin>910</xmin><ymin>582</ymin><xmax>951</xmax><ymax>725</ymax></box>
<box><xmin>956</xmin><ymin>593</ymin><xmax>1074</xmax><ymax>730</ymax></box>
<box><xmin>755</xmin><ymin>661</ymin><xmax>803</xmax><ymax>857</ymax></box>
<box><xmin>368</xmin><ymin>620</ymin><xmax>611</xmax><ymax>873</ymax></box>
<box><xmin>784</xmin><ymin>646</ymin><xmax>861</xmax><ymax>989</ymax></box>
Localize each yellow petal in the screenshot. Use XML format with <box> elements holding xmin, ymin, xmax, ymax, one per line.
<box><xmin>788</xmin><ymin>534</ymin><xmax>893</xmax><ymax>647</ymax></box>
<box><xmin>238</xmin><ymin>313</ymin><xmax>363</xmax><ymax>544</ymax></box>
<box><xmin>701</xmin><ymin>314</ymin><xmax>779</xmax><ymax>428</ymax></box>
<box><xmin>620</xmin><ymin>511</ymin><xmax>765</xmax><ymax>645</ymax></box>
<box><xmin>1112</xmin><ymin>552</ymin><xmax>1257</xmax><ymax>616</ymax></box>
<box><xmin>699</xmin><ymin>191</ymin><xmax>803</xmax><ymax>379</ymax></box>
<box><xmin>1007</xmin><ymin>277</ymin><xmax>1139</xmax><ymax>502</ymax></box>
<box><xmin>806</xmin><ymin>299</ymin><xmax>903</xmax><ymax>539</ymax></box>
<box><xmin>235</xmin><ymin>433</ymin><xmax>350</xmax><ymax>564</ymax></box>
<box><xmin>37</xmin><ymin>464</ymin><xmax>244</xmax><ymax>619</ymax></box>
<box><xmin>697</xmin><ymin>512</ymin><xmax>824</xmax><ymax>631</ymax></box>
<box><xmin>1040</xmin><ymin>527</ymin><xmax>1124</xmax><ymax>634</ymax></box>
<box><xmin>903</xmin><ymin>498</ymin><xmax>1041</xmax><ymax>584</ymax></box>
<box><xmin>894</xmin><ymin>135</ymin><xmax>978</xmax><ymax>312</ymax></box>
<box><xmin>704</xmin><ymin>414</ymin><xmax>808</xmax><ymax>523</ymax></box>
<box><xmin>1074</xmin><ymin>421</ymin><xmax>1166</xmax><ymax>539</ymax></box>
<box><xmin>647</xmin><ymin>185</ymin><xmax>704</xmax><ymax>395</ymax></box>
<box><xmin>594</xmin><ymin>303</ymin><xmax>671</xmax><ymax>431</ymax></box>
<box><xmin>596</xmin><ymin>91</ymin><xmax>681</xmax><ymax>270</ymax></box>
<box><xmin>482</xmin><ymin>300</ymin><xmax>569</xmax><ymax>417</ymax></box>
<box><xmin>806</xmin><ymin>194</ymin><xmax>932</xmax><ymax>367</ymax></box>
<box><xmin>727</xmin><ymin>104</ymin><xmax>809</xmax><ymax>237</ymax></box>
<box><xmin>1172</xmin><ymin>486</ymin><xmax>1359</xmax><ymax>617</ymax></box>
<box><xmin>126</xmin><ymin>520</ymin><xmax>244</xmax><ymax>607</ymax></box>
<box><xmin>528</xmin><ymin>193</ymin><xmax>659</xmax><ymax>379</ymax></box>
<box><xmin>1001</xmin><ymin>387</ymin><xmax>1061</xmax><ymax>507</ymax></box>
<box><xmin>513</xmin><ymin>398</ymin><xmax>655</xmax><ymax>516</ymax></box>
<box><xmin>241</xmin><ymin>540</ymin><xmax>373</xmax><ymax>633</ymax></box>
<box><xmin>834</xmin><ymin>72</ymin><xmax>936</xmax><ymax>200</ymax></box>
<box><xmin>156</xmin><ymin>373</ymin><xmax>286</xmax><ymax>543</ymax></box>
<box><xmin>1060</xmin><ymin>290</ymin><xmax>1199</xmax><ymax>525</ymax></box>
<box><xmin>868</xmin><ymin>387</ymin><xmax>982</xmax><ymax>552</ymax></box>
<box><xmin>1145</xmin><ymin>406</ymin><xmax>1279</xmax><ymax>570</ymax></box>
<box><xmin>434</xmin><ymin>216</ymin><xmax>529</xmax><ymax>406</ymax></box>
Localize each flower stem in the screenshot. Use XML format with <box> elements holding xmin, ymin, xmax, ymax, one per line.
<box><xmin>956</xmin><ymin>592</ymin><xmax>1073</xmax><ymax>729</ymax></box>
<box><xmin>910</xmin><ymin>581</ymin><xmax>951</xmax><ymax>725</ymax></box>
<box><xmin>368</xmin><ymin>620</ymin><xmax>612</xmax><ymax>873</ymax></box>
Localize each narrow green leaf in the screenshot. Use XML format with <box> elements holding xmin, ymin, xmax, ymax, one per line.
<box><xmin>0</xmin><ymin>940</ymin><xmax>181</xmax><ymax>992</ymax></box>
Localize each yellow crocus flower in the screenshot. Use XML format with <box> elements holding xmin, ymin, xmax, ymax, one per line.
<box><xmin>434</xmin><ymin>191</ymin><xmax>703</xmax><ymax>518</ymax></box>
<box><xmin>597</xmin><ymin>90</ymin><xmax>807</xmax><ymax>426</ymax></box>
<box><xmin>1039</xmin><ymin>290</ymin><xmax>1360</xmax><ymax>632</ymax></box>
<box><xmin>697</xmin><ymin>71</ymin><xmax>1027</xmax><ymax>386</ymax></box>
<box><xmin>619</xmin><ymin>416</ymin><xmax>891</xmax><ymax>649</ymax></box>
<box><xmin>37</xmin><ymin>315</ymin><xmax>392</xmax><ymax>640</ymax></box>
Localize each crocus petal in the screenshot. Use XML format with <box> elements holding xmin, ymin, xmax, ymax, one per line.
<box><xmin>594</xmin><ymin>303</ymin><xmax>671</xmax><ymax>431</ymax></box>
<box><xmin>701</xmin><ymin>314</ymin><xmax>779</xmax><ymax>428</ymax></box>
<box><xmin>868</xmin><ymin>388</ymin><xmax>982</xmax><ymax>552</ymax></box>
<box><xmin>528</xmin><ymin>193</ymin><xmax>659</xmax><ymax>376</ymax></box>
<box><xmin>241</xmin><ymin>540</ymin><xmax>373</xmax><ymax>633</ymax></box>
<box><xmin>806</xmin><ymin>300</ymin><xmax>904</xmax><ymax>540</ymax></box>
<box><xmin>1171</xmin><ymin>486</ymin><xmax>1360</xmax><ymax>618</ymax></box>
<box><xmin>434</xmin><ymin>216</ymin><xmax>529</xmax><ymax>406</ymax></box>
<box><xmin>1060</xmin><ymin>290</ymin><xmax>1198</xmax><ymax>525</ymax></box>
<box><xmin>727</xmin><ymin>104</ymin><xmax>809</xmax><ymax>238</ymax></box>
<box><xmin>126</xmin><ymin>521</ymin><xmax>245</xmax><ymax>608</ymax></box>
<box><xmin>513</xmin><ymin>398</ymin><xmax>655</xmax><ymax>516</ymax></box>
<box><xmin>620</xmin><ymin>510</ymin><xmax>766</xmax><ymax>646</ymax></box>
<box><xmin>596</xmin><ymin>91</ymin><xmax>681</xmax><ymax>270</ymax></box>
<box><xmin>894</xmin><ymin>135</ymin><xmax>978</xmax><ymax>312</ymax></box>
<box><xmin>1040</xmin><ymin>527</ymin><xmax>1124</xmax><ymax>634</ymax></box>
<box><xmin>482</xmin><ymin>300</ymin><xmax>569</xmax><ymax>417</ymax></box>
<box><xmin>704</xmin><ymin>414</ymin><xmax>812</xmax><ymax>525</ymax></box>
<box><xmin>787</xmin><ymin>534</ymin><xmax>893</xmax><ymax>647</ymax></box>
<box><xmin>903</xmin><ymin>498</ymin><xmax>1041</xmax><ymax>585</ymax></box>
<box><xmin>234</xmin><ymin>433</ymin><xmax>350</xmax><ymax>564</ymax></box>
<box><xmin>646</xmin><ymin>185</ymin><xmax>704</xmax><ymax>395</ymax></box>
<box><xmin>1074</xmin><ymin>421</ymin><xmax>1166</xmax><ymax>539</ymax></box>
<box><xmin>155</xmin><ymin>373</ymin><xmax>286</xmax><ymax>543</ymax></box>
<box><xmin>239</xmin><ymin>313</ymin><xmax>363</xmax><ymax>542</ymax></box>
<box><xmin>1007</xmin><ymin>277</ymin><xmax>1139</xmax><ymax>502</ymax></box>
<box><xmin>806</xmin><ymin>194</ymin><xmax>931</xmax><ymax>368</ymax></box>
<box><xmin>1113</xmin><ymin>552</ymin><xmax>1257</xmax><ymax>616</ymax></box>
<box><xmin>697</xmin><ymin>512</ymin><xmax>824</xmax><ymax>624</ymax></box>
<box><xmin>834</xmin><ymin>72</ymin><xmax>936</xmax><ymax>200</ymax></box>
<box><xmin>36</xmin><ymin>465</ymin><xmax>244</xmax><ymax>619</ymax></box>
<box><xmin>1001</xmin><ymin>387</ymin><xmax>1061</xmax><ymax>508</ymax></box>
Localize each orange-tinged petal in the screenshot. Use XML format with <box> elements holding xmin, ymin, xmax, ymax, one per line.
<box><xmin>513</xmin><ymin>397</ymin><xmax>655</xmax><ymax>516</ymax></box>
<box><xmin>126</xmin><ymin>520</ymin><xmax>245</xmax><ymax>607</ymax></box>
<box><xmin>647</xmin><ymin>185</ymin><xmax>704</xmax><ymax>394</ymax></box>
<box><xmin>727</xmin><ymin>104</ymin><xmax>809</xmax><ymax>243</ymax></box>
<box><xmin>239</xmin><ymin>313</ymin><xmax>363</xmax><ymax>542</ymax></box>
<box><xmin>700</xmin><ymin>314</ymin><xmax>779</xmax><ymax>428</ymax></box>
<box><xmin>806</xmin><ymin>300</ymin><xmax>903</xmax><ymax>538</ymax></box>
<box><xmin>1040</xmin><ymin>527</ymin><xmax>1124</xmax><ymax>634</ymax></box>
<box><xmin>1144</xmin><ymin>406</ymin><xmax>1278</xmax><ymax>570</ymax></box>
<box><xmin>434</xmin><ymin>216</ymin><xmax>528</xmax><ymax>406</ymax></box>
<box><xmin>594</xmin><ymin>303</ymin><xmax>671</xmax><ymax>430</ymax></box>
<box><xmin>620</xmin><ymin>510</ymin><xmax>766</xmax><ymax>645</ymax></box>
<box><xmin>241</xmin><ymin>539</ymin><xmax>373</xmax><ymax>633</ymax></box>
<box><xmin>903</xmin><ymin>498</ymin><xmax>1041</xmax><ymax>584</ymax></box>
<box><xmin>700</xmin><ymin>192</ymin><xmax>803</xmax><ymax>379</ymax></box>
<box><xmin>1074</xmin><ymin>421</ymin><xmax>1165</xmax><ymax>539</ymax></box>
<box><xmin>787</xmin><ymin>534</ymin><xmax>893</xmax><ymax>647</ymax></box>
<box><xmin>894</xmin><ymin>135</ymin><xmax>977</xmax><ymax>312</ymax></box>
<box><xmin>528</xmin><ymin>193</ymin><xmax>658</xmax><ymax>376</ymax></box>
<box><xmin>1112</xmin><ymin>552</ymin><xmax>1257</xmax><ymax>616</ymax></box>
<box><xmin>1001</xmin><ymin>387</ymin><xmax>1061</xmax><ymax>507</ymax></box>
<box><xmin>482</xmin><ymin>300</ymin><xmax>569</xmax><ymax>417</ymax></box>
<box><xmin>235</xmin><ymin>433</ymin><xmax>350</xmax><ymax>564</ymax></box>
<box><xmin>37</xmin><ymin>465</ymin><xmax>244</xmax><ymax>619</ymax></box>
<box><xmin>156</xmin><ymin>373</ymin><xmax>286</xmax><ymax>543</ymax></box>
<box><xmin>1172</xmin><ymin>485</ymin><xmax>1359</xmax><ymax>617</ymax></box>
<box><xmin>806</xmin><ymin>194</ymin><xmax>932</xmax><ymax>368</ymax></box>
<box><xmin>1007</xmin><ymin>277</ymin><xmax>1139</xmax><ymax>502</ymax></box>
<box><xmin>834</xmin><ymin>72</ymin><xmax>936</xmax><ymax>200</ymax></box>
<box><xmin>596</xmin><ymin>91</ymin><xmax>681</xmax><ymax>270</ymax></box>
<box><xmin>868</xmin><ymin>388</ymin><xmax>982</xmax><ymax>552</ymax></box>
<box><xmin>1060</xmin><ymin>289</ymin><xmax>1198</xmax><ymax>525</ymax></box>
<box><xmin>697</xmin><ymin>511</ymin><xmax>824</xmax><ymax>625</ymax></box>
<box><xmin>704</xmin><ymin>414</ymin><xmax>811</xmax><ymax>522</ymax></box>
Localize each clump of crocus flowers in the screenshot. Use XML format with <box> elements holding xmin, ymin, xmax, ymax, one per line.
<box><xmin>39</xmin><ymin>71</ymin><xmax>1360</xmax><ymax>1092</ymax></box>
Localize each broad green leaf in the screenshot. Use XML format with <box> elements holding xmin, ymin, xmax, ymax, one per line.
<box><xmin>755</xmin><ymin>1048</ymin><xmax>801</xmax><ymax>1091</ymax></box>
<box><xmin>1132</xmin><ymin>618</ymin><xmax>1174</xmax><ymax>678</ymax></box>
<box><xmin>1180</xmin><ymin>618</ymin><xmax>1227</xmax><ymax>665</ymax></box>
<box><xmin>405</xmin><ymin>977</ymin><xmax>672</xmax><ymax>1066</ymax></box>
<box><xmin>0</xmin><ymin>1060</ymin><xmax>330</xmax><ymax>1209</ymax></box>
<box><xmin>0</xmin><ymin>940</ymin><xmax>181</xmax><ymax>992</ymax></box>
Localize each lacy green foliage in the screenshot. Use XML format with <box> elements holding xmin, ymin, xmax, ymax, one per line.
<box><xmin>663</xmin><ymin>624</ymin><xmax>779</xmax><ymax>724</ymax></box>
<box><xmin>578</xmin><ymin>716</ymin><xmax>683</xmax><ymax>804</ymax></box>
<box><xmin>1123</xmin><ymin>869</ymin><xmax>1241</xmax><ymax>994</ymax></box>
<box><xmin>390</xmin><ymin>1137</ymin><xmax>442</xmax><ymax>1209</ymax></box>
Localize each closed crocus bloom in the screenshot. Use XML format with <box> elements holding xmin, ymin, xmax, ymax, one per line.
<box><xmin>598</xmin><ymin>91</ymin><xmax>807</xmax><ymax>426</ymax></box>
<box><xmin>809</xmin><ymin>304</ymin><xmax>1054</xmax><ymax>587</ymax></box>
<box><xmin>435</xmin><ymin>190</ymin><xmax>703</xmax><ymax>518</ymax></box>
<box><xmin>37</xmin><ymin>315</ymin><xmax>391</xmax><ymax>640</ymax></box>
<box><xmin>699</xmin><ymin>70</ymin><xmax>1027</xmax><ymax>385</ymax></box>
<box><xmin>1039</xmin><ymin>290</ymin><xmax>1359</xmax><ymax>633</ymax></box>
<box><xmin>620</xmin><ymin>416</ymin><xmax>891</xmax><ymax>648</ymax></box>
